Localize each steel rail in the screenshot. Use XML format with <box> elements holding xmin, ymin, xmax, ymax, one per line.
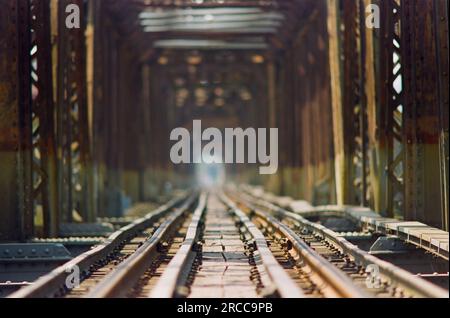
<box><xmin>219</xmin><ymin>192</ymin><xmax>306</xmax><ymax>298</ymax></box>
<box><xmin>238</xmin><ymin>189</ymin><xmax>449</xmax><ymax>298</ymax></box>
<box><xmin>241</xmin><ymin>185</ymin><xmax>449</xmax><ymax>260</ymax></box>
<box><xmin>9</xmin><ymin>194</ymin><xmax>190</xmax><ymax>298</ymax></box>
<box><xmin>87</xmin><ymin>193</ymin><xmax>200</xmax><ymax>298</ymax></box>
<box><xmin>149</xmin><ymin>193</ymin><xmax>208</xmax><ymax>298</ymax></box>
<box><xmin>226</xmin><ymin>191</ymin><xmax>369</xmax><ymax>298</ymax></box>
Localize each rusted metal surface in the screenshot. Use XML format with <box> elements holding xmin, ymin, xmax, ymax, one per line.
<box><xmin>0</xmin><ymin>0</ymin><xmax>33</xmax><ymax>241</ymax></box>
<box><xmin>364</xmin><ymin>0</ymin><xmax>384</xmax><ymax>214</ymax></box>
<box><xmin>326</xmin><ymin>0</ymin><xmax>371</xmax><ymax>207</ymax></box>
<box><xmin>400</xmin><ymin>0</ymin><xmax>445</xmax><ymax>228</ymax></box>
<box><xmin>325</xmin><ymin>0</ymin><xmax>448</xmax><ymax>230</ymax></box>
<box><xmin>277</xmin><ymin>0</ymin><xmax>334</xmax><ymax>203</ymax></box>
<box><xmin>341</xmin><ymin>0</ymin><xmax>370</xmax><ymax>207</ymax></box>
<box><xmin>29</xmin><ymin>0</ymin><xmax>58</xmax><ymax>237</ymax></box>
<box><xmin>433</xmin><ymin>0</ymin><xmax>449</xmax><ymax>231</ymax></box>
<box><xmin>55</xmin><ymin>0</ymin><xmax>93</xmax><ymax>223</ymax></box>
<box><xmin>373</xmin><ymin>0</ymin><xmax>446</xmax><ymax>227</ymax></box>
<box><xmin>327</xmin><ymin>0</ymin><xmax>346</xmax><ymax>206</ymax></box>
<box><xmin>327</xmin><ymin>0</ymin><xmax>369</xmax><ymax>210</ymax></box>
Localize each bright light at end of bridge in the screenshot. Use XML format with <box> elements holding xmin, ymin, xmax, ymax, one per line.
<box><xmin>195</xmin><ymin>154</ymin><xmax>225</xmax><ymax>188</ymax></box>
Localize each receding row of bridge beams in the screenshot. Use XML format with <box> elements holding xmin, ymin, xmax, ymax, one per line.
<box><xmin>0</xmin><ymin>0</ymin><xmax>448</xmax><ymax>241</ymax></box>
<box><xmin>274</xmin><ymin>0</ymin><xmax>448</xmax><ymax>232</ymax></box>
<box><xmin>323</xmin><ymin>0</ymin><xmax>448</xmax><ymax>231</ymax></box>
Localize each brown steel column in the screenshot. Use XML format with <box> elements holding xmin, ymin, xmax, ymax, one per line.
<box><xmin>378</xmin><ymin>0</ymin><xmax>404</xmax><ymax>218</ymax></box>
<box><xmin>401</xmin><ymin>0</ymin><xmax>445</xmax><ymax>228</ymax></box>
<box><xmin>433</xmin><ymin>0</ymin><xmax>449</xmax><ymax>231</ymax></box>
<box><xmin>85</xmin><ymin>0</ymin><xmax>97</xmax><ymax>221</ymax></box>
<box><xmin>328</xmin><ymin>0</ymin><xmax>348</xmax><ymax>205</ymax></box>
<box><xmin>364</xmin><ymin>0</ymin><xmax>386</xmax><ymax>213</ymax></box>
<box><xmin>56</xmin><ymin>0</ymin><xmax>93</xmax><ymax>222</ymax></box>
<box><xmin>30</xmin><ymin>0</ymin><xmax>58</xmax><ymax>237</ymax></box>
<box><xmin>0</xmin><ymin>0</ymin><xmax>33</xmax><ymax>241</ymax></box>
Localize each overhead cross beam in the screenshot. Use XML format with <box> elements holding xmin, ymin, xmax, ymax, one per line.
<box><xmin>139</xmin><ymin>7</ymin><xmax>284</xmax><ymax>34</ymax></box>
<box><xmin>130</xmin><ymin>0</ymin><xmax>288</xmax><ymax>9</ymax></box>
<box><xmin>106</xmin><ymin>0</ymin><xmax>303</xmax><ymax>52</ymax></box>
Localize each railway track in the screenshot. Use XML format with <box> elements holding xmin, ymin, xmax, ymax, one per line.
<box><xmin>85</xmin><ymin>193</ymin><xmax>305</xmax><ymax>298</ymax></box>
<box><xmin>241</xmin><ymin>185</ymin><xmax>449</xmax><ymax>260</ymax></box>
<box><xmin>9</xmin><ymin>190</ymin><xmax>447</xmax><ymax>298</ymax></box>
<box><xmin>219</xmin><ymin>193</ymin><xmax>367</xmax><ymax>298</ymax></box>
<box><xmin>9</xmin><ymin>193</ymin><xmax>194</xmax><ymax>298</ymax></box>
<box><xmin>228</xmin><ymin>188</ymin><xmax>448</xmax><ymax>298</ymax></box>
<box><xmin>239</xmin><ymin>185</ymin><xmax>449</xmax><ymax>289</ymax></box>
<box><xmin>86</xmin><ymin>193</ymin><xmax>208</xmax><ymax>297</ymax></box>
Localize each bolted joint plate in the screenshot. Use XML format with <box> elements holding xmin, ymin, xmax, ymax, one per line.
<box><xmin>369</xmin><ymin>236</ymin><xmax>415</xmax><ymax>255</ymax></box>
<box><xmin>0</xmin><ymin>243</ymin><xmax>72</xmax><ymax>263</ymax></box>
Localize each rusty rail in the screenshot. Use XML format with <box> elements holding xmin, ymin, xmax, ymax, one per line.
<box><xmin>219</xmin><ymin>192</ymin><xmax>306</xmax><ymax>298</ymax></box>
<box><xmin>224</xmin><ymin>191</ymin><xmax>369</xmax><ymax>298</ymax></box>
<box><xmin>148</xmin><ymin>193</ymin><xmax>208</xmax><ymax>298</ymax></box>
<box><xmin>87</xmin><ymin>193</ymin><xmax>204</xmax><ymax>298</ymax></box>
<box><xmin>237</xmin><ymin>186</ymin><xmax>448</xmax><ymax>298</ymax></box>
<box><xmin>9</xmin><ymin>193</ymin><xmax>190</xmax><ymax>298</ymax></box>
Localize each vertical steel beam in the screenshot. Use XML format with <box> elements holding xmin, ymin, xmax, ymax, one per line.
<box><xmin>433</xmin><ymin>0</ymin><xmax>449</xmax><ymax>231</ymax></box>
<box><xmin>401</xmin><ymin>0</ymin><xmax>444</xmax><ymax>228</ymax></box>
<box><xmin>376</xmin><ymin>0</ymin><xmax>446</xmax><ymax>227</ymax></box>
<box><xmin>92</xmin><ymin>0</ymin><xmax>108</xmax><ymax>217</ymax></box>
<box><xmin>0</xmin><ymin>0</ymin><xmax>33</xmax><ymax>241</ymax></box>
<box><xmin>1</xmin><ymin>0</ymin><xmax>59</xmax><ymax>239</ymax></box>
<box><xmin>30</xmin><ymin>0</ymin><xmax>58</xmax><ymax>237</ymax></box>
<box><xmin>56</xmin><ymin>0</ymin><xmax>93</xmax><ymax>222</ymax></box>
<box><xmin>378</xmin><ymin>0</ymin><xmax>404</xmax><ymax>218</ymax></box>
<box><xmin>267</xmin><ymin>58</ymin><xmax>277</xmax><ymax>130</ymax></box>
<box><xmin>341</xmin><ymin>0</ymin><xmax>367</xmax><ymax>206</ymax></box>
<box><xmin>328</xmin><ymin>0</ymin><xmax>369</xmax><ymax>206</ymax></box>
<box><xmin>85</xmin><ymin>0</ymin><xmax>97</xmax><ymax>220</ymax></box>
<box><xmin>341</xmin><ymin>0</ymin><xmax>358</xmax><ymax>205</ymax></box>
<box><xmin>364</xmin><ymin>0</ymin><xmax>386</xmax><ymax>213</ymax></box>
<box><xmin>139</xmin><ymin>64</ymin><xmax>152</xmax><ymax>201</ymax></box>
<box><xmin>358</xmin><ymin>0</ymin><xmax>369</xmax><ymax>207</ymax></box>
<box><xmin>287</xmin><ymin>1</ymin><xmax>334</xmax><ymax>204</ymax></box>
<box><xmin>327</xmin><ymin>0</ymin><xmax>347</xmax><ymax>205</ymax></box>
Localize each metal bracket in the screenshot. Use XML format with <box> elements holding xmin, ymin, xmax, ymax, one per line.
<box><xmin>0</xmin><ymin>243</ymin><xmax>72</xmax><ymax>262</ymax></box>
<box><xmin>322</xmin><ymin>217</ymin><xmax>359</xmax><ymax>233</ymax></box>
<box><xmin>369</xmin><ymin>236</ymin><xmax>415</xmax><ymax>255</ymax></box>
<box><xmin>59</xmin><ymin>222</ymin><xmax>115</xmax><ymax>238</ymax></box>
